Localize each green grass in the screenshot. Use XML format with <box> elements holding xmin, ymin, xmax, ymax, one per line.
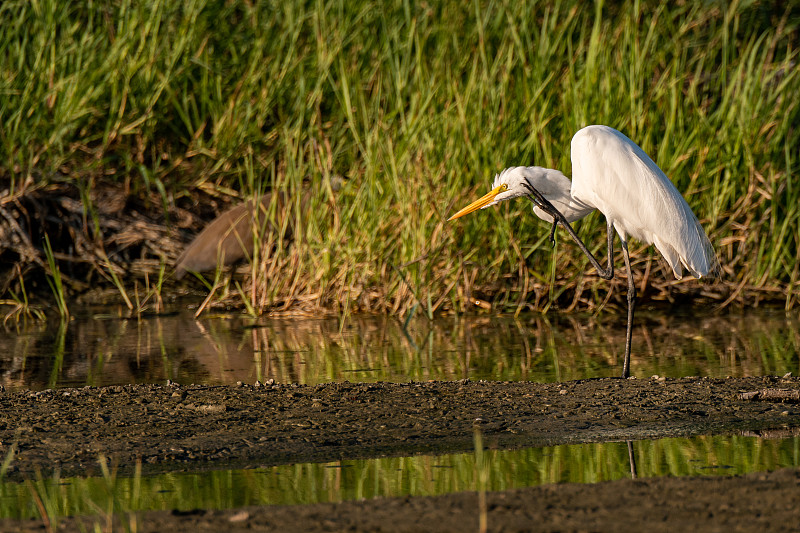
<box><xmin>41</xmin><ymin>235</ymin><xmax>68</xmax><ymax>318</ymax></box>
<box><xmin>1</xmin><ymin>0</ymin><xmax>798</xmax><ymax>314</ymax></box>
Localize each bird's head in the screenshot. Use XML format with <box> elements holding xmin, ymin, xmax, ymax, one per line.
<box><xmin>448</xmin><ymin>167</ymin><xmax>560</xmax><ymax>220</ymax></box>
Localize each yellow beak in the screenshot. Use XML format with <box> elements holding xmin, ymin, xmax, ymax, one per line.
<box><xmin>448</xmin><ymin>184</ymin><xmax>507</xmax><ymax>221</ymax></box>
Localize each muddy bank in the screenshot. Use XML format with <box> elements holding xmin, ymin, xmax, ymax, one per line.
<box><xmin>1</xmin><ymin>376</ymin><xmax>798</xmax><ymax>479</ymax></box>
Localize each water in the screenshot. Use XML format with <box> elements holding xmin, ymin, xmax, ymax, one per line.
<box><xmin>0</xmin><ymin>433</ymin><xmax>797</xmax><ymax>520</ymax></box>
<box><xmin>1</xmin><ymin>307</ymin><xmax>799</xmax><ymax>522</ymax></box>
<box><xmin>0</xmin><ymin>308</ymin><xmax>797</xmax><ymax>390</ymax></box>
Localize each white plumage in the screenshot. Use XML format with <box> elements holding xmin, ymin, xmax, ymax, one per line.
<box><xmin>570</xmin><ymin>125</ymin><xmax>715</xmax><ymax>279</ymax></box>
<box><xmin>448</xmin><ymin>124</ymin><xmax>718</xmax><ymax>377</ymax></box>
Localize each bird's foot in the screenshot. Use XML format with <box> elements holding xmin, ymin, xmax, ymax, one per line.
<box><xmin>523</xmin><ymin>182</ymin><xmax>558</xmax><ymax>215</ymax></box>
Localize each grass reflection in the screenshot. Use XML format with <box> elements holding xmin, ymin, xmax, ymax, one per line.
<box><xmin>0</xmin><ymin>434</ymin><xmax>797</xmax><ymax>521</ymax></box>
<box><xmin>1</xmin><ymin>309</ymin><xmax>799</xmax><ymax>390</ymax></box>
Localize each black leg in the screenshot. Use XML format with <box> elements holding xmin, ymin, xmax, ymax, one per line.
<box><xmin>620</xmin><ymin>239</ymin><xmax>636</xmax><ymax>379</ymax></box>
<box><xmin>523</xmin><ymin>182</ymin><xmax>614</xmax><ymax>279</ymax></box>
<box><xmin>523</xmin><ymin>180</ymin><xmax>638</xmax><ymax>378</ymax></box>
<box><xmin>548</xmin><ymin>221</ymin><xmax>557</xmax><ymax>247</ymax></box>
<box><xmin>627</xmin><ymin>440</ymin><xmax>637</xmax><ymax>479</ymax></box>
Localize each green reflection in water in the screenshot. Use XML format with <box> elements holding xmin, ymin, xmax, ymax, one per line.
<box><xmin>0</xmin><ymin>434</ymin><xmax>797</xmax><ymax>520</ymax></box>
<box><xmin>3</xmin><ymin>309</ymin><xmax>800</xmax><ymax>390</ymax></box>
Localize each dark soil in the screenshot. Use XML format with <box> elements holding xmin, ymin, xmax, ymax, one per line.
<box><xmin>1</xmin><ymin>376</ymin><xmax>799</xmax><ymax>531</ymax></box>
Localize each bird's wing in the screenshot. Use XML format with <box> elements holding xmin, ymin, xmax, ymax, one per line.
<box><xmin>571</xmin><ymin>126</ymin><xmax>717</xmax><ymax>279</ymax></box>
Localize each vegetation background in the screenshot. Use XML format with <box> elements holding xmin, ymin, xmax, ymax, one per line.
<box><xmin>1</xmin><ymin>0</ymin><xmax>798</xmax><ymax>316</ymax></box>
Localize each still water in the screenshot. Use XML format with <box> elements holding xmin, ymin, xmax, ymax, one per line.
<box><xmin>0</xmin><ymin>433</ymin><xmax>798</xmax><ymax>519</ymax></box>
<box><xmin>0</xmin><ymin>308</ymin><xmax>798</xmax><ymax>523</ymax></box>
<box><xmin>0</xmin><ymin>308</ymin><xmax>798</xmax><ymax>390</ymax></box>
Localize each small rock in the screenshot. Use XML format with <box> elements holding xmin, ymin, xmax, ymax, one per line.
<box><xmin>197</xmin><ymin>404</ymin><xmax>227</xmax><ymax>414</ymax></box>
<box><xmin>254</xmin><ymin>381</ymin><xmax>263</xmax><ymax>388</ymax></box>
<box><xmin>265</xmin><ymin>378</ymin><xmax>275</xmax><ymax>385</ymax></box>
<box><xmin>559</xmin><ymin>389</ymin><xmax>568</xmax><ymax>395</ymax></box>
<box><xmin>782</xmin><ymin>372</ymin><xmax>792</xmax><ymax>379</ymax></box>
<box><xmin>229</xmin><ymin>511</ymin><xmax>249</xmax><ymax>523</ymax></box>
<box><xmin>236</xmin><ymin>381</ymin><xmax>244</xmax><ymax>387</ymax></box>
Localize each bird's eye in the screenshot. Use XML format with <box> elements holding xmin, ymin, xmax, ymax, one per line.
<box><xmin>501</xmin><ymin>184</ymin><xmax>508</xmax><ymax>192</ymax></box>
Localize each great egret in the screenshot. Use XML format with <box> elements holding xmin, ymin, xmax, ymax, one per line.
<box><xmin>448</xmin><ymin>125</ymin><xmax>717</xmax><ymax>378</ymax></box>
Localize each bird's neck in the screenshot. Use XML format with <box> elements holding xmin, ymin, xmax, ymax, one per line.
<box><xmin>525</xmin><ymin>171</ymin><xmax>595</xmax><ymax>224</ymax></box>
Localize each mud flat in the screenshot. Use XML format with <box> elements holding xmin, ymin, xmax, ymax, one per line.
<box><xmin>0</xmin><ymin>376</ymin><xmax>798</xmax><ymax>531</ymax></box>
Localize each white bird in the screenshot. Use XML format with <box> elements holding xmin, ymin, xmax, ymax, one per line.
<box><xmin>448</xmin><ymin>125</ymin><xmax>717</xmax><ymax>378</ymax></box>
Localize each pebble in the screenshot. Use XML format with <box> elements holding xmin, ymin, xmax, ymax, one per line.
<box><xmin>254</xmin><ymin>381</ymin><xmax>263</xmax><ymax>388</ymax></box>
<box><xmin>197</xmin><ymin>404</ymin><xmax>226</xmax><ymax>414</ymax></box>
<box><xmin>229</xmin><ymin>511</ymin><xmax>250</xmax><ymax>523</ymax></box>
